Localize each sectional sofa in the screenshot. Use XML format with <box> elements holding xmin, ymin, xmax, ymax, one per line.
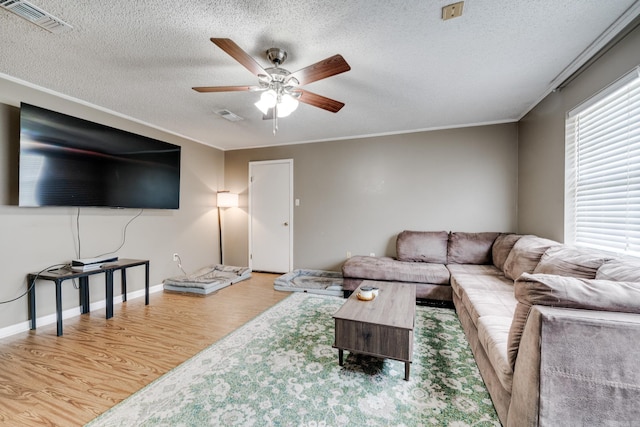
<box><xmin>341</xmin><ymin>231</ymin><xmax>640</xmax><ymax>426</ymax></box>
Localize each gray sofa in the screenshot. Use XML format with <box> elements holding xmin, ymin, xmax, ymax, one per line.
<box><xmin>341</xmin><ymin>230</ymin><xmax>640</xmax><ymax>426</ymax></box>
<box><xmin>342</xmin><ymin>230</ymin><xmax>501</xmax><ymax>302</ymax></box>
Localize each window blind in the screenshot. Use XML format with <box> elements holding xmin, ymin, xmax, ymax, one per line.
<box><xmin>565</xmin><ymin>67</ymin><xmax>640</xmax><ymax>256</ymax></box>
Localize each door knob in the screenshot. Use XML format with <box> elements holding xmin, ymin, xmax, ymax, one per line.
<box><xmin>283</xmin><ymin>222</ymin><xmax>289</xmax><ymax>226</ymax></box>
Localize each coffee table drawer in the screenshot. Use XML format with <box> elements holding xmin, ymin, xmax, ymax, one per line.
<box><xmin>334</xmin><ymin>319</ymin><xmax>413</xmax><ymax>362</ymax></box>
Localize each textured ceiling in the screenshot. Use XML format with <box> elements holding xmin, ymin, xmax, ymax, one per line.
<box><xmin>1</xmin><ymin>0</ymin><xmax>639</xmax><ymax>150</ymax></box>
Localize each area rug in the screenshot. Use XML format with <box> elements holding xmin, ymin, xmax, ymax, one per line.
<box><xmin>86</xmin><ymin>293</ymin><xmax>499</xmax><ymax>426</ymax></box>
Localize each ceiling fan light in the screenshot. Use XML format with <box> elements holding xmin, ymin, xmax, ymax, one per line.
<box><xmin>255</xmin><ymin>89</ymin><xmax>277</xmax><ymax>114</ymax></box>
<box><xmin>254</xmin><ymin>99</ymin><xmax>270</xmax><ymax>115</ymax></box>
<box><xmin>277</xmin><ymin>94</ymin><xmax>299</xmax><ymax>117</ymax></box>
<box><xmin>261</xmin><ymin>89</ymin><xmax>277</xmax><ymax>107</ymax></box>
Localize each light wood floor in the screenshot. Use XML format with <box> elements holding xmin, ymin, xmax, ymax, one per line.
<box><xmin>0</xmin><ymin>272</ymin><xmax>288</xmax><ymax>426</ymax></box>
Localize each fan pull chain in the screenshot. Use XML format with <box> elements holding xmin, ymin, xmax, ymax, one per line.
<box><xmin>273</xmin><ymin>104</ymin><xmax>278</xmax><ymax>135</ymax></box>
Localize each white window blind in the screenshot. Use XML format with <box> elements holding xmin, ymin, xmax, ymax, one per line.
<box><xmin>565</xmin><ymin>67</ymin><xmax>640</xmax><ymax>256</ymax></box>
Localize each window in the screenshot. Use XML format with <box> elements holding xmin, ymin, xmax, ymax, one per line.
<box><xmin>565</xmin><ymin>67</ymin><xmax>640</xmax><ymax>256</ymax></box>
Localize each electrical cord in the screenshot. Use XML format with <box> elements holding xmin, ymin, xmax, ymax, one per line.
<box><xmin>0</xmin><ymin>263</ymin><xmax>69</xmax><ymax>305</ymax></box>
<box><xmin>0</xmin><ymin>209</ymin><xmax>145</xmax><ymax>305</ymax></box>
<box><xmin>72</xmin><ymin>207</ymin><xmax>143</xmax><ymax>290</ymax></box>
<box><xmin>175</xmin><ymin>254</ymin><xmax>188</xmax><ymax>276</ymax></box>
<box><xmin>76</xmin><ymin>207</ymin><xmax>81</xmax><ymax>259</ymax></box>
<box><xmin>75</xmin><ymin>208</ymin><xmax>143</xmax><ymax>259</ymax></box>
<box><xmin>93</xmin><ymin>209</ymin><xmax>144</xmax><ymax>259</ymax></box>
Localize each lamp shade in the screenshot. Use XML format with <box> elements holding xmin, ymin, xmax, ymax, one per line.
<box><xmin>216</xmin><ymin>192</ymin><xmax>238</xmax><ymax>208</ymax></box>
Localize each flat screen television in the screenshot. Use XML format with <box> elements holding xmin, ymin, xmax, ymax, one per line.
<box><xmin>19</xmin><ymin>103</ymin><xmax>181</xmax><ymax>209</ymax></box>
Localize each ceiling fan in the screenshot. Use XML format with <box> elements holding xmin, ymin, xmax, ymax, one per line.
<box><xmin>193</xmin><ymin>38</ymin><xmax>351</xmax><ymax>133</ymax></box>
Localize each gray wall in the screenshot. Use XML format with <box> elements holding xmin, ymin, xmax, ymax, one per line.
<box><xmin>6</xmin><ymin>22</ymin><xmax>632</xmax><ymax>332</ymax></box>
<box><xmin>224</xmin><ymin>124</ymin><xmax>518</xmax><ymax>271</ymax></box>
<box><xmin>518</xmin><ymin>24</ymin><xmax>640</xmax><ymax>241</ymax></box>
<box><xmin>0</xmin><ymin>77</ymin><xmax>224</xmax><ymax>332</ymax></box>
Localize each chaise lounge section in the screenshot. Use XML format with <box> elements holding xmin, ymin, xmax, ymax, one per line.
<box><xmin>341</xmin><ymin>230</ymin><xmax>640</xmax><ymax>426</ymax></box>
<box><xmin>341</xmin><ymin>230</ymin><xmax>501</xmax><ymax>303</ymax></box>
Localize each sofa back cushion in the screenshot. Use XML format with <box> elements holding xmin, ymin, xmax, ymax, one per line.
<box><xmin>502</xmin><ymin>235</ymin><xmax>559</xmax><ymax>280</ymax></box>
<box><xmin>596</xmin><ymin>258</ymin><xmax>640</xmax><ymax>282</ymax></box>
<box><xmin>492</xmin><ymin>233</ymin><xmax>523</xmax><ymax>270</ymax></box>
<box><xmin>533</xmin><ymin>245</ymin><xmax>612</xmax><ymax>279</ymax></box>
<box><xmin>447</xmin><ymin>232</ymin><xmax>500</xmax><ymax>264</ymax></box>
<box><xmin>396</xmin><ymin>230</ymin><xmax>448</xmax><ymax>264</ymax></box>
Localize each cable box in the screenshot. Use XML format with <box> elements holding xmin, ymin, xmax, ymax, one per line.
<box><xmin>71</xmin><ymin>256</ymin><xmax>118</xmax><ymax>266</ymax></box>
<box><xmin>71</xmin><ymin>264</ymin><xmax>103</xmax><ymax>272</ymax></box>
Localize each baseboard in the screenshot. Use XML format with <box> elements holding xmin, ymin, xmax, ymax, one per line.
<box><xmin>0</xmin><ymin>283</ymin><xmax>164</xmax><ymax>339</ymax></box>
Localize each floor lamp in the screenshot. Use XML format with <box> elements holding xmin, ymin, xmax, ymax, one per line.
<box><xmin>216</xmin><ymin>191</ymin><xmax>238</xmax><ymax>264</ymax></box>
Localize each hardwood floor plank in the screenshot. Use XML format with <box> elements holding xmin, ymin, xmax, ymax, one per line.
<box><xmin>0</xmin><ymin>272</ymin><xmax>288</xmax><ymax>426</ymax></box>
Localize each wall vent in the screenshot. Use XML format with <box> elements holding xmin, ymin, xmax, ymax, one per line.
<box><xmin>442</xmin><ymin>1</ymin><xmax>464</xmax><ymax>21</ymax></box>
<box><xmin>1</xmin><ymin>0</ymin><xmax>72</xmax><ymax>33</ymax></box>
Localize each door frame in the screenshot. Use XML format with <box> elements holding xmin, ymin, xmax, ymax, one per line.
<box><xmin>248</xmin><ymin>159</ymin><xmax>294</xmax><ymax>272</ymax></box>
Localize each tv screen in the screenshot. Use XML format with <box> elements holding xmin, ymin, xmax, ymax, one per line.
<box><xmin>19</xmin><ymin>103</ymin><xmax>181</xmax><ymax>209</ymax></box>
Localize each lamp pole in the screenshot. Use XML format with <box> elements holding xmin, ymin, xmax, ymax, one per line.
<box><xmin>218</xmin><ymin>206</ymin><xmax>223</xmax><ymax>264</ymax></box>
<box><xmin>216</xmin><ymin>191</ymin><xmax>238</xmax><ymax>265</ymax></box>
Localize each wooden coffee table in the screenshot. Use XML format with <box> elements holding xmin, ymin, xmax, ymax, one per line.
<box><xmin>333</xmin><ymin>280</ymin><xmax>416</xmax><ymax>380</ymax></box>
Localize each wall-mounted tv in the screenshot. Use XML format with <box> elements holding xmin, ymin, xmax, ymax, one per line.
<box><xmin>19</xmin><ymin>103</ymin><xmax>181</xmax><ymax>209</ymax></box>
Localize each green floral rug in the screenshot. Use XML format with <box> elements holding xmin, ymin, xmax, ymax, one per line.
<box><xmin>87</xmin><ymin>293</ymin><xmax>499</xmax><ymax>426</ymax></box>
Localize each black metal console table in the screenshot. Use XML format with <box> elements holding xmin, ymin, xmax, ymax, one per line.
<box><xmin>27</xmin><ymin>258</ymin><xmax>150</xmax><ymax>336</ymax></box>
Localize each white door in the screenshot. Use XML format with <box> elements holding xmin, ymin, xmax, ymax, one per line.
<box><xmin>249</xmin><ymin>159</ymin><xmax>293</xmax><ymax>273</ymax></box>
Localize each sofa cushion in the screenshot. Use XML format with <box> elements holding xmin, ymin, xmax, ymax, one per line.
<box><xmin>448</xmin><ymin>264</ymin><xmax>512</xmax><ymax>299</ymax></box>
<box><xmin>341</xmin><ymin>255</ymin><xmax>450</xmax><ymax>284</ymax></box>
<box><xmin>596</xmin><ymin>258</ymin><xmax>640</xmax><ymax>282</ymax></box>
<box><xmin>492</xmin><ymin>233</ymin><xmax>523</xmax><ymax>270</ymax></box>
<box><xmin>533</xmin><ymin>245</ymin><xmax>613</xmax><ymax>279</ymax></box>
<box><xmin>462</xmin><ymin>289</ymin><xmax>517</xmax><ymax>328</ymax></box>
<box><xmin>396</xmin><ymin>230</ymin><xmax>449</xmax><ymax>264</ymax></box>
<box><xmin>477</xmin><ymin>315</ymin><xmax>514</xmax><ymax>392</ymax></box>
<box><xmin>515</xmin><ymin>273</ymin><xmax>640</xmax><ymax>313</ymax></box>
<box><xmin>447</xmin><ymin>232</ymin><xmax>500</xmax><ymax>264</ymax></box>
<box><xmin>502</xmin><ymin>235</ymin><xmax>559</xmax><ymax>280</ymax></box>
<box><xmin>507</xmin><ymin>273</ymin><xmax>640</xmax><ymax>369</ymax></box>
<box><xmin>447</xmin><ymin>264</ymin><xmax>505</xmax><ymax>276</ymax></box>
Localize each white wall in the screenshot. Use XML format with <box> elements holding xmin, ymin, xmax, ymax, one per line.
<box><xmin>518</xmin><ymin>24</ymin><xmax>640</xmax><ymax>241</ymax></box>
<box><xmin>224</xmin><ymin>124</ymin><xmax>519</xmax><ymax>271</ymax></box>
<box><xmin>0</xmin><ymin>77</ymin><xmax>224</xmax><ymax>332</ymax></box>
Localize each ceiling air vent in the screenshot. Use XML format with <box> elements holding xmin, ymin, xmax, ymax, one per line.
<box><xmin>215</xmin><ymin>109</ymin><xmax>244</xmax><ymax>122</ymax></box>
<box><xmin>0</xmin><ymin>0</ymin><xmax>72</xmax><ymax>33</ymax></box>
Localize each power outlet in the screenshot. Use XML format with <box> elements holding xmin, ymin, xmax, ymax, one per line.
<box><xmin>346</xmin><ymin>251</ymin><xmax>352</xmax><ymax>259</ymax></box>
<box><xmin>369</xmin><ymin>252</ymin><xmax>375</xmax><ymax>257</ymax></box>
<box><xmin>173</xmin><ymin>253</ymin><xmax>179</xmax><ymax>262</ymax></box>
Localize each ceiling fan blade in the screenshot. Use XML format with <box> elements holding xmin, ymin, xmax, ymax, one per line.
<box><xmin>289</xmin><ymin>54</ymin><xmax>351</xmax><ymax>86</ymax></box>
<box><xmin>192</xmin><ymin>85</ymin><xmax>258</xmax><ymax>93</ymax></box>
<box><xmin>298</xmin><ymin>90</ymin><xmax>345</xmax><ymax>113</ymax></box>
<box><xmin>210</xmin><ymin>38</ymin><xmax>268</xmax><ymax>77</ymax></box>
